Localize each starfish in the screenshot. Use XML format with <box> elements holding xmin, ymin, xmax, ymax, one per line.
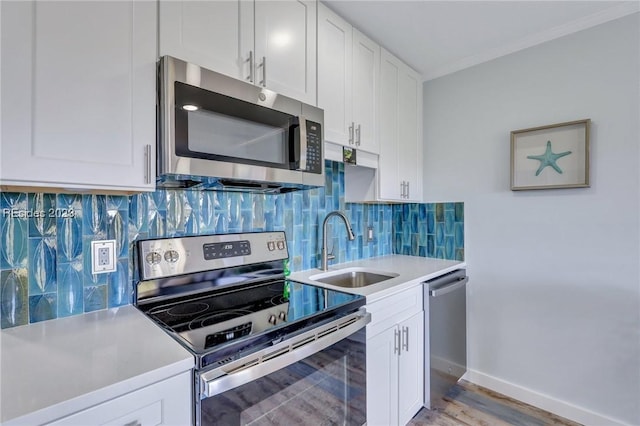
<box><xmin>526</xmin><ymin>141</ymin><xmax>572</xmax><ymax>176</ymax></box>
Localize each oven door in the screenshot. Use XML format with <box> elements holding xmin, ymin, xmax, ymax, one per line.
<box><xmin>195</xmin><ymin>310</ymin><xmax>370</xmax><ymax>426</ymax></box>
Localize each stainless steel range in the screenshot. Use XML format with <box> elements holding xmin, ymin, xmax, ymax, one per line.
<box><xmin>134</xmin><ymin>231</ymin><xmax>370</xmax><ymax>426</ymax></box>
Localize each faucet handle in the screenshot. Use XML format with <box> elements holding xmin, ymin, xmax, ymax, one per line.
<box><xmin>327</xmin><ymin>253</ymin><xmax>336</xmax><ymax>261</ymax></box>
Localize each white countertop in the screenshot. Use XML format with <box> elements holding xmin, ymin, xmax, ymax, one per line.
<box><xmin>289</xmin><ymin>255</ymin><xmax>466</xmax><ymax>302</ymax></box>
<box><xmin>0</xmin><ymin>305</ymin><xmax>194</xmax><ymax>425</ymax></box>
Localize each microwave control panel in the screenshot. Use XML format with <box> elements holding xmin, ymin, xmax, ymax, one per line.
<box><xmin>305</xmin><ymin>121</ymin><xmax>322</xmax><ymax>174</ymax></box>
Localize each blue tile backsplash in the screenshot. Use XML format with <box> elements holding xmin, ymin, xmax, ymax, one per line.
<box><xmin>0</xmin><ymin>160</ymin><xmax>464</xmax><ymax>328</ymax></box>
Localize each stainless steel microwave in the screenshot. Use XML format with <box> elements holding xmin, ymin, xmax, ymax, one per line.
<box><xmin>157</xmin><ymin>56</ymin><xmax>324</xmax><ymax>192</ymax></box>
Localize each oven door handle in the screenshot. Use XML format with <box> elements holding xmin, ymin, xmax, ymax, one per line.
<box><xmin>199</xmin><ymin>309</ymin><xmax>371</xmax><ymax>398</ymax></box>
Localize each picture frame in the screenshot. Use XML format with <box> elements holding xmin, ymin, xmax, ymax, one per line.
<box><xmin>510</xmin><ymin>119</ymin><xmax>590</xmax><ymax>191</ymax></box>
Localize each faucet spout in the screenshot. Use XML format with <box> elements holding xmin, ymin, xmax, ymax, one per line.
<box><xmin>321</xmin><ymin>211</ymin><xmax>355</xmax><ymax>271</ymax></box>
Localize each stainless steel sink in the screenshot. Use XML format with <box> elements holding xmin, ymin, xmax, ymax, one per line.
<box><xmin>310</xmin><ymin>268</ymin><xmax>398</xmax><ymax>288</ymax></box>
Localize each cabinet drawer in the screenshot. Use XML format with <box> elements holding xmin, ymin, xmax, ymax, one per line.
<box><xmin>47</xmin><ymin>371</ymin><xmax>192</xmax><ymax>426</ymax></box>
<box><xmin>366</xmin><ymin>286</ymin><xmax>423</xmax><ymax>336</ymax></box>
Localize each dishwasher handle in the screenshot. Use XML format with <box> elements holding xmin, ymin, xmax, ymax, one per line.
<box><xmin>428</xmin><ymin>275</ymin><xmax>468</xmax><ymax>297</ymax></box>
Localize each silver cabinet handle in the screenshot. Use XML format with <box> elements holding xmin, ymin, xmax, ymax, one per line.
<box><xmin>400</xmin><ymin>181</ymin><xmax>404</xmax><ymax>198</ymax></box>
<box><xmin>402</xmin><ymin>326</ymin><xmax>409</xmax><ymax>352</ymax></box>
<box><xmin>144</xmin><ymin>144</ymin><xmax>152</xmax><ymax>184</ymax></box>
<box><xmin>247</xmin><ymin>51</ymin><xmax>254</xmax><ymax>83</ymax></box>
<box><xmin>259</xmin><ymin>56</ymin><xmax>267</xmax><ymax>87</ymax></box>
<box><xmin>355</xmin><ymin>124</ymin><xmax>361</xmax><ymax>146</ymax></box>
<box><xmin>123</xmin><ymin>422</ymin><xmax>141</xmax><ymax>426</ymax></box>
<box><xmin>406</xmin><ymin>181</ymin><xmax>410</xmax><ymax>199</ymax></box>
<box><xmin>394</xmin><ymin>328</ymin><xmax>401</xmax><ymax>355</ymax></box>
<box><xmin>349</xmin><ymin>122</ymin><xmax>354</xmax><ymax>145</ymax></box>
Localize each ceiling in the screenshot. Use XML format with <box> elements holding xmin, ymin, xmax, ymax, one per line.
<box><xmin>322</xmin><ymin>1</ymin><xmax>639</xmax><ymax>81</ymax></box>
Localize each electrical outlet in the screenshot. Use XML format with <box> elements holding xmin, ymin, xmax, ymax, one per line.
<box><xmin>367</xmin><ymin>226</ymin><xmax>374</xmax><ymax>242</ymax></box>
<box><xmin>91</xmin><ymin>240</ymin><xmax>116</xmax><ymax>274</ymax></box>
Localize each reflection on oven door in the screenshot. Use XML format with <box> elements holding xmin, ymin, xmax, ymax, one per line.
<box><xmin>197</xmin><ymin>331</ymin><xmax>366</xmax><ymax>426</ymax></box>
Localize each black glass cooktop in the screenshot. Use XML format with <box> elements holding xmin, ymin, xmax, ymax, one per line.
<box><xmin>138</xmin><ymin>277</ymin><xmax>365</xmax><ymax>368</ymax></box>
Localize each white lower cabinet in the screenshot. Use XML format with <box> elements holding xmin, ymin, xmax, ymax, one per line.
<box><xmin>47</xmin><ymin>372</ymin><xmax>192</xmax><ymax>426</ymax></box>
<box><xmin>366</xmin><ymin>286</ymin><xmax>424</xmax><ymax>426</ymax></box>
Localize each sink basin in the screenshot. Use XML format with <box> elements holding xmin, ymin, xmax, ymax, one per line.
<box><xmin>310</xmin><ymin>268</ymin><xmax>398</xmax><ymax>288</ymax></box>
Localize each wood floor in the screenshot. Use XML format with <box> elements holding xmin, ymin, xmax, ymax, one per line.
<box><xmin>408</xmin><ymin>380</ymin><xmax>582</xmax><ymax>426</ymax></box>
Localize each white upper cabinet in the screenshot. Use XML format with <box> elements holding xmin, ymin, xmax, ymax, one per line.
<box><xmin>317</xmin><ymin>5</ymin><xmax>352</xmax><ymax>146</ymax></box>
<box><xmin>351</xmin><ymin>29</ymin><xmax>379</xmax><ymax>153</ymax></box>
<box><xmin>160</xmin><ymin>0</ymin><xmax>317</xmax><ymax>105</ymax></box>
<box><xmin>317</xmin><ymin>4</ymin><xmax>378</xmax><ymax>153</ymax></box>
<box><xmin>1</xmin><ymin>1</ymin><xmax>157</xmax><ymax>192</ymax></box>
<box><xmin>159</xmin><ymin>1</ymin><xmax>253</xmax><ymax>81</ymax></box>
<box><xmin>377</xmin><ymin>48</ymin><xmax>422</xmax><ymax>202</ymax></box>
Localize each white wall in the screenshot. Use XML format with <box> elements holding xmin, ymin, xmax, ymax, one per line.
<box><xmin>423</xmin><ymin>14</ymin><xmax>639</xmax><ymax>425</ymax></box>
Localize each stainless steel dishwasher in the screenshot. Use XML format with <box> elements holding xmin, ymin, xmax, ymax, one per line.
<box><xmin>424</xmin><ymin>269</ymin><xmax>468</xmax><ymax>409</ymax></box>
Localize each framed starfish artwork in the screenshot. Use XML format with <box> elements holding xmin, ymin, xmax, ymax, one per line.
<box><xmin>510</xmin><ymin>119</ymin><xmax>590</xmax><ymax>190</ymax></box>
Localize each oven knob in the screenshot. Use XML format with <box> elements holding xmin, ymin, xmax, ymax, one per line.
<box><xmin>145</xmin><ymin>252</ymin><xmax>161</xmax><ymax>265</ymax></box>
<box><xmin>276</xmin><ymin>241</ymin><xmax>285</xmax><ymax>250</ymax></box>
<box><xmin>278</xmin><ymin>311</ymin><xmax>286</xmax><ymax>320</ymax></box>
<box><xmin>164</xmin><ymin>250</ymin><xmax>180</xmax><ymax>263</ymax></box>
<box><xmin>267</xmin><ymin>241</ymin><xmax>275</xmax><ymax>251</ymax></box>
<box><xmin>268</xmin><ymin>314</ymin><xmax>277</xmax><ymax>325</ymax></box>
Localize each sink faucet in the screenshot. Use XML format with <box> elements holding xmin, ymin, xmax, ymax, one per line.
<box><xmin>321</xmin><ymin>211</ymin><xmax>356</xmax><ymax>271</ymax></box>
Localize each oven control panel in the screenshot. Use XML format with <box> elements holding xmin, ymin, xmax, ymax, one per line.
<box><xmin>138</xmin><ymin>231</ymin><xmax>288</xmax><ymax>280</ymax></box>
<box><xmin>203</xmin><ymin>240</ymin><xmax>251</xmax><ymax>260</ymax></box>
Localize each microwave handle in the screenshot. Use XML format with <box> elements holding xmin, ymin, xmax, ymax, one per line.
<box><xmin>295</xmin><ymin>116</ymin><xmax>308</xmax><ymax>171</ymax></box>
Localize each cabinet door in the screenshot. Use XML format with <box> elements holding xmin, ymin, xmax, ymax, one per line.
<box><xmin>1</xmin><ymin>1</ymin><xmax>156</xmax><ymax>192</ymax></box>
<box><xmin>398</xmin><ymin>311</ymin><xmax>425</xmax><ymax>425</ymax></box>
<box><xmin>377</xmin><ymin>49</ymin><xmax>401</xmax><ymax>200</ymax></box>
<box><xmin>317</xmin><ymin>3</ymin><xmax>352</xmax><ymax>146</ymax></box>
<box><xmin>159</xmin><ymin>0</ymin><xmax>254</xmax><ymax>82</ymax></box>
<box><xmin>367</xmin><ymin>327</ymin><xmax>399</xmax><ymax>426</ymax></box>
<box><xmin>352</xmin><ymin>29</ymin><xmax>379</xmax><ymax>154</ymax></box>
<box><xmin>254</xmin><ymin>0</ymin><xmax>317</xmax><ymax>104</ymax></box>
<box><xmin>48</xmin><ymin>371</ymin><xmax>192</xmax><ymax>425</ymax></box>
<box><xmin>398</xmin><ymin>66</ymin><xmax>422</xmax><ymax>202</ymax></box>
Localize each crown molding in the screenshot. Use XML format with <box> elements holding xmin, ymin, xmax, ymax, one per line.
<box><xmin>422</xmin><ymin>2</ymin><xmax>640</xmax><ymax>82</ymax></box>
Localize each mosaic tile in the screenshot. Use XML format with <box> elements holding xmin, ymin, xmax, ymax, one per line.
<box><xmin>82</xmin><ymin>194</ymin><xmax>107</xmax><ymax>237</ymax></box>
<box><xmin>1</xmin><ymin>193</ymin><xmax>28</xmax><ymax>269</ymax></box>
<box><xmin>1</xmin><ymin>269</ymin><xmax>28</xmax><ymax>328</ymax></box>
<box><xmin>108</xmin><ymin>259</ymin><xmax>129</xmax><ymax>308</ymax></box>
<box><xmin>84</xmin><ymin>285</ymin><xmax>106</xmax><ymax>313</ymax></box>
<box><xmin>129</xmin><ymin>193</ymin><xmax>149</xmax><ymax>237</ymax></box>
<box><xmin>57</xmin><ymin>262</ymin><xmax>83</xmax><ymax>317</ymax></box>
<box><xmin>29</xmin><ymin>193</ymin><xmax>56</xmax><ymax>237</ymax></box>
<box><xmin>436</xmin><ymin>203</ymin><xmax>444</xmax><ymax>222</ymax></box>
<box><xmin>29</xmin><ymin>237</ymin><xmax>57</xmax><ymax>294</ymax></box>
<box><xmin>57</xmin><ymin>214</ymin><xmax>82</xmax><ymax>263</ymax></box>
<box><xmin>455</xmin><ymin>223</ymin><xmax>464</xmax><ymax>247</ymax></box>
<box><xmin>29</xmin><ymin>293</ymin><xmax>56</xmax><ymax>323</ymax></box>
<box><xmin>108</xmin><ymin>209</ymin><xmax>128</xmax><ymax>258</ymax></box>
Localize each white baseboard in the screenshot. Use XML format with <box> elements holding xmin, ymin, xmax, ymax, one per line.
<box><xmin>463</xmin><ymin>369</ymin><xmax>629</xmax><ymax>426</ymax></box>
